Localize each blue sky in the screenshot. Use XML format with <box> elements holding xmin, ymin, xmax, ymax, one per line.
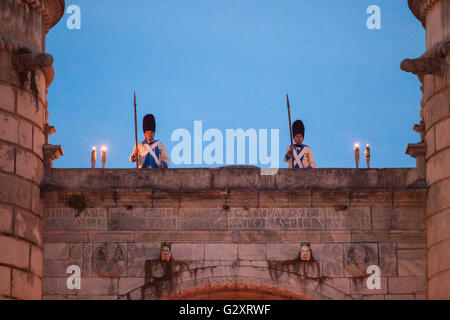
<box><xmin>46</xmin><ymin>0</ymin><xmax>425</xmax><ymax>169</ymax></box>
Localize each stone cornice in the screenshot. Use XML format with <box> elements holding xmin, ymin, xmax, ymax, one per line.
<box><xmin>19</xmin><ymin>0</ymin><xmax>65</xmax><ymax>33</ymax></box>
<box><xmin>44</xmin><ymin>167</ymin><xmax>423</xmax><ymax>191</ymax></box>
<box><xmin>409</xmin><ymin>0</ymin><xmax>442</xmax><ymax>27</ymax></box>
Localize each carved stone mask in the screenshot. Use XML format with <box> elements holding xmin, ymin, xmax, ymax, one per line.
<box><xmin>103</xmin><ymin>245</ymin><xmax>117</xmax><ymax>263</ymax></box>
<box><xmin>300</xmin><ymin>243</ymin><xmax>311</xmax><ymax>262</ymax></box>
<box><xmin>160</xmin><ymin>246</ymin><xmax>171</xmax><ymax>262</ymax></box>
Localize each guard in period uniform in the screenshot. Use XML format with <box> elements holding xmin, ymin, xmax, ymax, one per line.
<box><xmin>284</xmin><ymin>120</ymin><xmax>316</xmax><ymax>169</ymax></box>
<box><xmin>130</xmin><ymin>114</ymin><xmax>170</xmax><ymax>168</ymax></box>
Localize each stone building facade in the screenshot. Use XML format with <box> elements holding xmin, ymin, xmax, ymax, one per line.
<box><xmin>0</xmin><ymin>0</ymin><xmax>449</xmax><ymax>300</ymax></box>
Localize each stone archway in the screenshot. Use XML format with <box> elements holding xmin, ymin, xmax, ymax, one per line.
<box><xmin>162</xmin><ymin>283</ymin><xmax>312</xmax><ymax>300</ymax></box>
<box><xmin>128</xmin><ymin>260</ymin><xmax>344</xmax><ymax>300</ymax></box>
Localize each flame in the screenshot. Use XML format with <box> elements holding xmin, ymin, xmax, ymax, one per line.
<box><xmin>101</xmin><ymin>146</ymin><xmax>107</xmax><ymax>151</ymax></box>
<box><xmin>92</xmin><ymin>146</ymin><xmax>96</xmax><ymax>150</ymax></box>
<box><xmin>354</xmin><ymin>143</ymin><xmax>360</xmax><ymax>149</ymax></box>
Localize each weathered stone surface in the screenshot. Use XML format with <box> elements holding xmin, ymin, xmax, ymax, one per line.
<box><xmin>312</xmin><ymin>191</ymin><xmax>350</xmax><ymax>207</ymax></box>
<box><xmin>427</xmin><ymin>208</ymin><xmax>450</xmax><ymax>246</ymax></box>
<box><xmin>372</xmin><ymin>207</ymin><xmax>426</xmax><ymax>230</ymax></box>
<box><xmin>398</xmin><ymin>258</ymin><xmax>426</xmax><ymax>277</ymax></box>
<box><xmin>11</xmin><ymin>270</ymin><xmax>42</xmax><ymax>300</ymax></box>
<box><xmin>172</xmin><ymin>243</ymin><xmax>204</xmax><ymax>260</ymax></box>
<box><xmin>385</xmin><ymin>294</ymin><xmax>416</xmax><ymax>300</ymax></box>
<box><xmin>30</xmin><ymin>245</ymin><xmax>43</xmax><ymax>276</ymax></box>
<box><xmin>32</xmin><ymin>125</ymin><xmax>44</xmax><ymax>159</ymax></box>
<box><xmin>43</xmin><ymin>260</ymin><xmax>69</xmax><ymax>277</ymax></box>
<box><xmin>18</xmin><ymin>119</ymin><xmax>32</xmax><ymax>150</ymax></box>
<box><xmin>127</xmin><ymin>243</ymin><xmax>161</xmax><ymax>277</ymax></box>
<box><xmin>13</xmin><ymin>209</ymin><xmax>42</xmax><ymax>246</ymax></box>
<box><xmin>326</xmin><ymin>207</ymin><xmax>371</xmax><ymax>230</ymax></box>
<box><xmin>0</xmin><ymin>141</ymin><xmax>14</xmax><ymax>173</ymax></box>
<box><xmin>427</xmin><ymin>179</ymin><xmax>450</xmax><ymax>215</ymax></box>
<box><xmin>118</xmin><ymin>277</ymin><xmax>145</xmax><ymax>295</ymax></box>
<box><xmin>379</xmin><ymin>243</ymin><xmax>397</xmax><ymax>277</ymax></box>
<box><xmin>0</xmin><ymin>84</ymin><xmax>15</xmax><ymax>113</ymax></box>
<box><xmin>180</xmin><ymin>208</ymin><xmax>227</xmax><ymax>230</ymax></box>
<box><xmin>0</xmin><ymin>206</ymin><xmax>13</xmax><ymax>233</ymax></box>
<box><xmin>388</xmin><ymin>277</ymin><xmax>426</xmax><ymax>294</ymax></box>
<box><xmin>67</xmin><ymin>295</ymin><xmax>117</xmax><ymax>300</ymax></box>
<box><xmin>227</xmin><ymin>190</ymin><xmax>258</xmax><ymax>208</ymax></box>
<box><xmin>259</xmin><ymin>192</ymin><xmax>288</xmax><ymax>207</ymax></box>
<box><xmin>428</xmin><ymin>240</ymin><xmax>450</xmax><ymax>277</ymax></box>
<box><xmin>426</xmin><ymin>147</ymin><xmax>450</xmax><ymax>186</ymax></box>
<box><xmin>109</xmin><ymin>207</ymin><xmax>178</xmax><ymax>231</ymax></box>
<box><xmin>311</xmin><ymin>244</ymin><xmax>344</xmax><ymax>277</ymax></box>
<box><xmin>205</xmin><ymin>244</ymin><xmax>237</xmax><ymax>260</ymax></box>
<box><xmin>70</xmin><ymin>243</ymin><xmax>83</xmax><ymax>260</ymax></box>
<box><xmin>435</xmin><ymin>117</ymin><xmax>450</xmax><ymax>151</ymax></box>
<box><xmin>0</xmin><ymin>266</ymin><xmax>11</xmax><ymax>296</ymax></box>
<box><xmin>44</xmin><ymin>208</ymin><xmax>107</xmax><ymax>231</ymax></box>
<box><xmin>288</xmin><ymin>190</ymin><xmax>312</xmax><ymax>207</ymax></box>
<box><xmin>351</xmin><ymin>231</ymin><xmax>389</xmax><ymax>242</ymax></box>
<box><xmin>82</xmin><ymin>243</ymin><xmax>93</xmax><ymax>277</ymax></box>
<box><xmin>266</xmin><ymin>243</ymin><xmax>299</xmax><ymax>261</ymax></box>
<box><xmin>31</xmin><ymin>184</ymin><xmax>43</xmax><ymax>217</ymax></box>
<box><xmin>0</xmin><ymin>235</ymin><xmax>29</xmax><ymax>269</ymax></box>
<box><xmin>238</xmin><ymin>244</ymin><xmax>266</xmax><ymax>261</ymax></box>
<box><xmin>16</xmin><ymin>90</ymin><xmax>44</xmax><ymax>129</ymax></box>
<box><xmin>43</xmin><ymin>243</ymin><xmax>70</xmax><ymax>260</ymax></box>
<box><xmin>0</xmin><ymin>172</ymin><xmax>32</xmax><ymax>211</ymax></box>
<box><xmin>350</xmin><ymin>277</ymin><xmax>388</xmax><ymax>295</ymax></box>
<box><xmin>428</xmin><ymin>269</ymin><xmax>450</xmax><ymax>299</ymax></box>
<box><xmin>350</xmin><ymin>191</ymin><xmax>392</xmax><ymax>207</ymax></box>
<box><xmin>43</xmin><ymin>277</ymin><xmax>74</xmax><ymax>295</ymax></box>
<box><xmin>88</xmin><ymin>231</ymin><xmax>134</xmax><ymax>242</ymax></box>
<box><xmin>0</xmin><ymin>113</ymin><xmax>18</xmax><ymax>144</ymax></box>
<box><xmin>394</xmin><ymin>190</ymin><xmax>427</xmax><ymax>207</ymax></box>
<box><xmin>77</xmin><ymin>278</ymin><xmax>118</xmax><ymax>296</ymax></box>
<box><xmin>15</xmin><ymin>148</ymin><xmax>43</xmax><ymax>184</ymax></box>
<box><xmin>43</xmin><ymin>231</ymin><xmax>88</xmax><ymax>243</ymax></box>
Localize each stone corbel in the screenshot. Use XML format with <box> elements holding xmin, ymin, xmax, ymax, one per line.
<box><xmin>43</xmin><ymin>144</ymin><xmax>64</xmax><ymax>180</ymax></box>
<box><xmin>413</xmin><ymin>120</ymin><xmax>425</xmax><ymax>142</ymax></box>
<box><xmin>400</xmin><ymin>38</ymin><xmax>450</xmax><ymax>82</ymax></box>
<box><xmin>44</xmin><ymin>123</ymin><xmax>56</xmax><ymax>144</ymax></box>
<box><xmin>405</xmin><ymin>142</ymin><xmax>427</xmax><ymax>187</ymax></box>
<box><xmin>12</xmin><ymin>50</ymin><xmax>55</xmax><ymax>89</ymax></box>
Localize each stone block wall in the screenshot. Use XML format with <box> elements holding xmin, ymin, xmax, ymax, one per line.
<box><xmin>0</xmin><ymin>0</ymin><xmax>65</xmax><ymax>300</ymax></box>
<box><xmin>41</xmin><ymin>168</ymin><xmax>427</xmax><ymax>300</ymax></box>
<box><xmin>406</xmin><ymin>0</ymin><xmax>450</xmax><ymax>299</ymax></box>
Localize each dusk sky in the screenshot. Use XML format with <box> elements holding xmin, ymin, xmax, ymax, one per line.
<box><xmin>46</xmin><ymin>0</ymin><xmax>425</xmax><ymax>169</ymax></box>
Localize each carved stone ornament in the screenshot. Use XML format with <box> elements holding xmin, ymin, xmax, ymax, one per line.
<box><xmin>299</xmin><ymin>242</ymin><xmax>312</xmax><ymax>262</ymax></box>
<box><xmin>344</xmin><ymin>244</ymin><xmax>376</xmax><ymax>277</ymax></box>
<box><xmin>401</xmin><ymin>38</ymin><xmax>450</xmax><ymax>82</ymax></box>
<box><xmin>160</xmin><ymin>246</ymin><xmax>172</xmax><ymax>262</ymax></box>
<box><xmin>94</xmin><ymin>243</ymin><xmax>126</xmax><ymax>277</ymax></box>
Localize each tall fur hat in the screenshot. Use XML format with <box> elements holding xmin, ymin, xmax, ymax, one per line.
<box><xmin>292</xmin><ymin>120</ymin><xmax>305</xmax><ymax>137</ymax></box>
<box><xmin>143</xmin><ymin>114</ymin><xmax>156</xmax><ymax>133</ymax></box>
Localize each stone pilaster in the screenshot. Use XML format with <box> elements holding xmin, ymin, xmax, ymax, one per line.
<box><xmin>403</xmin><ymin>0</ymin><xmax>450</xmax><ymax>299</ymax></box>
<box><xmin>0</xmin><ymin>0</ymin><xmax>64</xmax><ymax>300</ymax></box>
